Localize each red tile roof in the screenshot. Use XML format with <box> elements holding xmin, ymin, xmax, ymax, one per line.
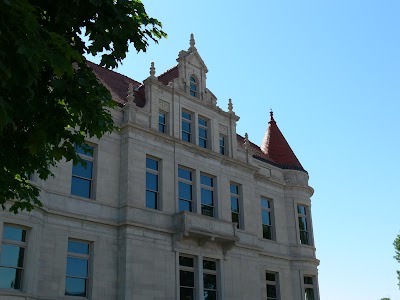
<box><xmin>259</xmin><ymin>111</ymin><xmax>305</xmax><ymax>171</ymax></box>
<box><xmin>157</xmin><ymin>65</ymin><xmax>179</xmax><ymax>85</ymax></box>
<box><xmin>87</xmin><ymin>61</ymin><xmax>145</xmax><ymax>107</ymax></box>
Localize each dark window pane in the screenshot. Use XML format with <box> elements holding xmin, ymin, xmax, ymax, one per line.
<box><xmin>179</xmin><ymin>200</ymin><xmax>192</xmax><ymax>212</ymax></box>
<box><xmin>146</xmin><ymin>191</ymin><xmax>157</xmax><ymax>209</ymax></box>
<box><xmin>66</xmin><ymin>257</ymin><xmax>88</xmax><ymax>277</ymax></box>
<box><xmin>262</xmin><ymin>210</ymin><xmax>271</xmax><ymax>225</ymax></box>
<box><xmin>261</xmin><ymin>198</ymin><xmax>270</xmax><ymax>209</ymax></box>
<box><xmin>159</xmin><ymin>123</ymin><xmax>166</xmax><ymax>133</ymax></box>
<box><xmin>180</xmin><ymin>270</ymin><xmax>194</xmax><ymax>287</ymax></box>
<box><xmin>201</xmin><ymin>205</ymin><xmax>214</xmax><ymax>217</ymax></box>
<box><xmin>3</xmin><ymin>226</ymin><xmax>26</xmax><ymax>242</ymax></box>
<box><xmin>298</xmin><ymin>217</ymin><xmax>308</xmax><ymax>231</ymax></box>
<box><xmin>297</xmin><ymin>205</ymin><xmax>307</xmax><ymax>215</ymax></box>
<box><xmin>146</xmin><ymin>158</ymin><xmax>158</xmax><ymax>170</ymax></box>
<box><xmin>179</xmin><ymin>256</ymin><xmax>194</xmax><ymax>267</ymax></box>
<box><xmin>201</xmin><ymin>189</ymin><xmax>213</xmax><ymax>205</ymax></box>
<box><xmin>267</xmin><ymin>284</ymin><xmax>277</xmax><ymax>297</ymax></box>
<box><xmin>263</xmin><ymin>225</ymin><xmax>272</xmax><ymax>240</ymax></box>
<box><xmin>65</xmin><ymin>277</ymin><xmax>86</xmax><ymax>297</ymax></box>
<box><xmin>178</xmin><ymin>168</ymin><xmax>192</xmax><ymax>180</ymax></box>
<box><xmin>304</xmin><ymin>276</ymin><xmax>313</xmax><ymax>285</ymax></box>
<box><xmin>182</xmin><ymin>112</ymin><xmax>191</xmax><ymax>120</ymax></box>
<box><xmin>220</xmin><ymin>146</ymin><xmax>225</xmax><ymax>155</ymax></box>
<box><xmin>203</xmin><ymin>273</ymin><xmax>217</xmax><ymax>289</ymax></box>
<box><xmin>72</xmin><ymin>161</ymin><xmax>93</xmax><ymax>179</ymax></box>
<box><xmin>230</xmin><ymin>184</ymin><xmax>239</xmax><ymax>194</ymax></box>
<box><xmin>305</xmin><ymin>288</ymin><xmax>315</xmax><ymax>300</ymax></box>
<box><xmin>0</xmin><ymin>245</ymin><xmax>24</xmax><ymax>268</ymax></box>
<box><xmin>0</xmin><ymin>267</ymin><xmax>22</xmax><ymax>289</ymax></box>
<box><xmin>190</xmin><ymin>76</ymin><xmax>196</xmax><ymax>83</ymax></box>
<box><xmin>204</xmin><ymin>290</ymin><xmax>217</xmax><ymax>300</ymax></box>
<box><xmin>199</xmin><ymin>127</ymin><xmax>207</xmax><ymax>138</ymax></box>
<box><xmin>159</xmin><ymin>112</ymin><xmax>165</xmax><ymax>123</ymax></box>
<box><xmin>266</xmin><ymin>272</ymin><xmax>276</xmax><ymax>281</ymax></box>
<box><xmin>182</xmin><ymin>132</ymin><xmax>191</xmax><ymax>142</ymax></box>
<box><xmin>198</xmin><ymin>118</ymin><xmax>207</xmax><ymax>126</ymax></box>
<box><xmin>146</xmin><ymin>173</ymin><xmax>158</xmax><ymax>191</ymax></box>
<box><xmin>200</xmin><ymin>175</ymin><xmax>213</xmax><ymax>186</ymax></box>
<box><xmin>68</xmin><ymin>241</ymin><xmax>89</xmax><ymax>255</ymax></box>
<box><xmin>180</xmin><ymin>287</ymin><xmax>194</xmax><ymax>300</ymax></box>
<box><xmin>300</xmin><ymin>231</ymin><xmax>309</xmax><ymax>245</ymax></box>
<box><xmin>182</xmin><ymin>121</ymin><xmax>191</xmax><ymax>133</ymax></box>
<box><xmin>231</xmin><ymin>197</ymin><xmax>239</xmax><ymax>212</ymax></box>
<box><xmin>203</xmin><ymin>260</ymin><xmax>216</xmax><ymax>270</ymax></box>
<box><xmin>71</xmin><ymin>177</ymin><xmax>91</xmax><ymax>198</ymax></box>
<box><xmin>75</xmin><ymin>144</ymin><xmax>93</xmax><ymax>157</ymax></box>
<box><xmin>199</xmin><ymin>139</ymin><xmax>207</xmax><ymax>148</ymax></box>
<box><xmin>179</xmin><ymin>182</ymin><xmax>192</xmax><ymax>200</ymax></box>
<box><xmin>232</xmin><ymin>212</ymin><xmax>239</xmax><ymax>224</ymax></box>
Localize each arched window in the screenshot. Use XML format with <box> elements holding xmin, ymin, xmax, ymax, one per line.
<box><xmin>189</xmin><ymin>76</ymin><xmax>197</xmax><ymax>97</ymax></box>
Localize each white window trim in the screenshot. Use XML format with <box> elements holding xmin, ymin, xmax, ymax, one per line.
<box><xmin>71</xmin><ymin>143</ymin><xmax>96</xmax><ymax>199</ymax></box>
<box><xmin>178</xmin><ymin>166</ymin><xmax>195</xmax><ymax>213</ymax></box>
<box><xmin>230</xmin><ymin>182</ymin><xmax>243</xmax><ymax>229</ymax></box>
<box><xmin>146</xmin><ymin>156</ymin><xmax>161</xmax><ymax>210</ymax></box>
<box><xmin>200</xmin><ymin>173</ymin><xmax>216</xmax><ymax>218</ymax></box>
<box><xmin>261</xmin><ymin>197</ymin><xmax>275</xmax><ymax>241</ymax></box>
<box><xmin>296</xmin><ymin>203</ymin><xmax>313</xmax><ymax>246</ymax></box>
<box><xmin>265</xmin><ymin>271</ymin><xmax>280</xmax><ymax>300</ymax></box>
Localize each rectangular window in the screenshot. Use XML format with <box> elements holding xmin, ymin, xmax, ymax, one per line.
<box><xmin>71</xmin><ymin>143</ymin><xmax>94</xmax><ymax>198</ymax></box>
<box><xmin>178</xmin><ymin>167</ymin><xmax>193</xmax><ymax>212</ymax></box>
<box><xmin>201</xmin><ymin>174</ymin><xmax>215</xmax><ymax>217</ymax></box>
<box><xmin>159</xmin><ymin>111</ymin><xmax>167</xmax><ymax>133</ymax></box>
<box><xmin>304</xmin><ymin>276</ymin><xmax>315</xmax><ymax>300</ymax></box>
<box><xmin>266</xmin><ymin>272</ymin><xmax>279</xmax><ymax>300</ymax></box>
<box><xmin>179</xmin><ymin>256</ymin><xmax>195</xmax><ymax>300</ymax></box>
<box><xmin>65</xmin><ymin>240</ymin><xmax>90</xmax><ymax>297</ymax></box>
<box><xmin>203</xmin><ymin>259</ymin><xmax>218</xmax><ymax>300</ymax></box>
<box><xmin>230</xmin><ymin>183</ymin><xmax>241</xmax><ymax>229</ymax></box>
<box><xmin>297</xmin><ymin>205</ymin><xmax>310</xmax><ymax>245</ymax></box>
<box><xmin>219</xmin><ymin>135</ymin><xmax>227</xmax><ymax>155</ymax></box>
<box><xmin>261</xmin><ymin>197</ymin><xmax>274</xmax><ymax>240</ymax></box>
<box><xmin>182</xmin><ymin>111</ymin><xmax>192</xmax><ymax>143</ymax></box>
<box><xmin>146</xmin><ymin>157</ymin><xmax>159</xmax><ymax>209</ymax></box>
<box><xmin>198</xmin><ymin>117</ymin><xmax>209</xmax><ymax>149</ymax></box>
<box><xmin>0</xmin><ymin>225</ymin><xmax>27</xmax><ymax>290</ymax></box>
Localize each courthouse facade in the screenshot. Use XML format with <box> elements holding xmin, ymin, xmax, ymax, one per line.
<box><xmin>0</xmin><ymin>36</ymin><xmax>320</xmax><ymax>299</ymax></box>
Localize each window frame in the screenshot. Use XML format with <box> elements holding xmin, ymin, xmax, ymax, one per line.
<box><xmin>181</xmin><ymin>110</ymin><xmax>193</xmax><ymax>143</ymax></box>
<box><xmin>219</xmin><ymin>134</ymin><xmax>227</xmax><ymax>155</ymax></box>
<box><xmin>189</xmin><ymin>75</ymin><xmax>198</xmax><ymax>98</ymax></box>
<box><xmin>230</xmin><ymin>183</ymin><xmax>242</xmax><ymax>229</ymax></box>
<box><xmin>203</xmin><ymin>258</ymin><xmax>218</xmax><ymax>300</ymax></box>
<box><xmin>261</xmin><ymin>197</ymin><xmax>274</xmax><ymax>240</ymax></box>
<box><xmin>179</xmin><ymin>255</ymin><xmax>196</xmax><ymax>300</ymax></box>
<box><xmin>265</xmin><ymin>271</ymin><xmax>280</xmax><ymax>300</ymax></box>
<box><xmin>178</xmin><ymin>167</ymin><xmax>194</xmax><ymax>213</ymax></box>
<box><xmin>71</xmin><ymin>143</ymin><xmax>95</xmax><ymax>199</ymax></box>
<box><xmin>198</xmin><ymin>116</ymin><xmax>209</xmax><ymax>149</ymax></box>
<box><xmin>297</xmin><ymin>204</ymin><xmax>312</xmax><ymax>245</ymax></box>
<box><xmin>200</xmin><ymin>173</ymin><xmax>215</xmax><ymax>218</ymax></box>
<box><xmin>0</xmin><ymin>224</ymin><xmax>27</xmax><ymax>291</ymax></box>
<box><xmin>159</xmin><ymin>111</ymin><xmax>167</xmax><ymax>134</ymax></box>
<box><xmin>146</xmin><ymin>156</ymin><xmax>160</xmax><ymax>210</ymax></box>
<box><xmin>303</xmin><ymin>275</ymin><xmax>316</xmax><ymax>300</ymax></box>
<box><xmin>65</xmin><ymin>239</ymin><xmax>91</xmax><ymax>298</ymax></box>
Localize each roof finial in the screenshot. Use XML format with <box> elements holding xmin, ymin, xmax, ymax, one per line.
<box><xmin>126</xmin><ymin>83</ymin><xmax>135</xmax><ymax>102</ymax></box>
<box><xmin>190</xmin><ymin>33</ymin><xmax>195</xmax><ymax>49</ymax></box>
<box><xmin>244</xmin><ymin>133</ymin><xmax>250</xmax><ymax>150</ymax></box>
<box><xmin>228</xmin><ymin>98</ymin><xmax>233</xmax><ymax>112</ymax></box>
<box><xmin>269</xmin><ymin>109</ymin><xmax>275</xmax><ymax>122</ymax></box>
<box><xmin>150</xmin><ymin>62</ymin><xmax>156</xmax><ymax>77</ymax></box>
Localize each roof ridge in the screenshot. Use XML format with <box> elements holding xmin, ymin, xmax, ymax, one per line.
<box><xmin>157</xmin><ymin>65</ymin><xmax>178</xmax><ymax>78</ymax></box>
<box><xmin>86</xmin><ymin>61</ymin><xmax>142</xmax><ymax>86</ymax></box>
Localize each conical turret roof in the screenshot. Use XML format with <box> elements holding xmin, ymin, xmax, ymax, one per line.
<box><xmin>260</xmin><ymin>111</ymin><xmax>304</xmax><ymax>170</ymax></box>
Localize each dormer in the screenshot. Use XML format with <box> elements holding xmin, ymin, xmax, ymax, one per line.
<box><xmin>177</xmin><ymin>34</ymin><xmax>209</xmax><ymax>100</ymax></box>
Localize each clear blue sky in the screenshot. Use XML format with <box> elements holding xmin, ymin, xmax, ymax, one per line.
<box><xmin>89</xmin><ymin>1</ymin><xmax>400</xmax><ymax>299</ymax></box>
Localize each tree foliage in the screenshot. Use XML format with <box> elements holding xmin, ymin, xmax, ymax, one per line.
<box><xmin>0</xmin><ymin>0</ymin><xmax>166</xmax><ymax>213</ymax></box>
<box><xmin>395</xmin><ymin>233</ymin><xmax>400</xmax><ymax>289</ymax></box>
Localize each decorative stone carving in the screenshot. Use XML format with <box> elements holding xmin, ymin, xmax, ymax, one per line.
<box><xmin>159</xmin><ymin>99</ymin><xmax>170</xmax><ymax>112</ymax></box>
<box><xmin>219</xmin><ymin>124</ymin><xmax>228</xmax><ymax>135</ymax></box>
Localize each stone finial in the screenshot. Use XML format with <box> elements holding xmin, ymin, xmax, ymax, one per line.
<box><xmin>228</xmin><ymin>98</ymin><xmax>233</xmax><ymax>112</ymax></box>
<box><xmin>126</xmin><ymin>83</ymin><xmax>135</xmax><ymax>102</ymax></box>
<box><xmin>190</xmin><ymin>33</ymin><xmax>196</xmax><ymax>49</ymax></box>
<box><xmin>150</xmin><ymin>62</ymin><xmax>156</xmax><ymax>77</ymax></box>
<box><xmin>269</xmin><ymin>109</ymin><xmax>275</xmax><ymax>123</ymax></box>
<box><xmin>244</xmin><ymin>133</ymin><xmax>250</xmax><ymax>150</ymax></box>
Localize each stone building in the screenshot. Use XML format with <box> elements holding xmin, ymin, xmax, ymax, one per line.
<box><xmin>0</xmin><ymin>35</ymin><xmax>319</xmax><ymax>300</ymax></box>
